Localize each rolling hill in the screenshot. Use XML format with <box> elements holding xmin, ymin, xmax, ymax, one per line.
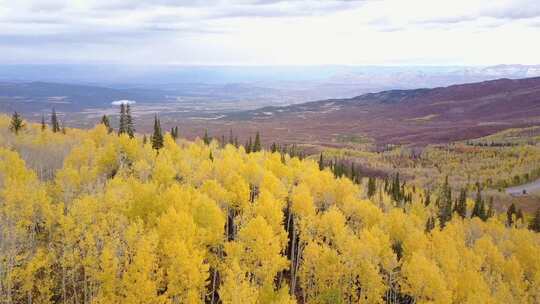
<box><xmin>193</xmin><ymin>77</ymin><xmax>540</xmax><ymax>146</ymax></box>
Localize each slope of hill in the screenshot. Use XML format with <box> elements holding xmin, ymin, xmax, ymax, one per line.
<box><xmin>216</xmin><ymin>77</ymin><xmax>540</xmax><ymax>146</ymax></box>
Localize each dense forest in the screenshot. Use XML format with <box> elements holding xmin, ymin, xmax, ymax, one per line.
<box><xmin>317</xmin><ymin>133</ymin><xmax>540</xmax><ymax>212</ymax></box>
<box><xmin>1</xmin><ymin>112</ymin><xmax>540</xmax><ymax>304</ymax></box>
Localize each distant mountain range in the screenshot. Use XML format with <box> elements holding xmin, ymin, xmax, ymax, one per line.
<box><xmin>2</xmin><ymin>64</ymin><xmax>540</xmax><ymax>117</ymax></box>
<box><xmin>1</xmin><ymin>64</ymin><xmax>539</xmax><ymax>88</ymax></box>
<box><xmin>218</xmin><ymin>77</ymin><xmax>540</xmax><ymax>146</ymax></box>
<box><xmin>2</xmin><ymin>66</ymin><xmax>540</xmax><ymax>146</ymax></box>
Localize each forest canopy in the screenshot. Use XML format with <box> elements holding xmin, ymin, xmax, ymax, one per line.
<box><xmin>0</xmin><ymin>114</ymin><xmax>539</xmax><ymax>304</ymax></box>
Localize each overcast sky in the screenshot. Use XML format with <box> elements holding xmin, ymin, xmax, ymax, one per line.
<box><xmin>1</xmin><ymin>0</ymin><xmax>539</xmax><ymax>65</ymax></box>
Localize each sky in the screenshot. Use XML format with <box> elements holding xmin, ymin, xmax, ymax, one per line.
<box><xmin>0</xmin><ymin>0</ymin><xmax>539</xmax><ymax>66</ymax></box>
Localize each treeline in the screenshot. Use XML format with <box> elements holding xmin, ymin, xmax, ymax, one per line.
<box><xmin>465</xmin><ymin>141</ymin><xmax>519</xmax><ymax>147</ymax></box>
<box><xmin>8</xmin><ymin>110</ymin><xmax>540</xmax><ymax>234</ymax></box>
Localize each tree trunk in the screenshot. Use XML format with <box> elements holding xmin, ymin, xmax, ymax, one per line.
<box><xmin>290</xmin><ymin>219</ymin><xmax>297</xmax><ymax>296</ymax></box>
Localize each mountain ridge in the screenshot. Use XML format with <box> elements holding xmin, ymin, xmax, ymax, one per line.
<box><xmin>212</xmin><ymin>76</ymin><xmax>540</xmax><ymax>146</ymax></box>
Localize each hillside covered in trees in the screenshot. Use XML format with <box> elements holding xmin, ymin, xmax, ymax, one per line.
<box><xmin>1</xmin><ymin>113</ymin><xmax>540</xmax><ymax>304</ymax></box>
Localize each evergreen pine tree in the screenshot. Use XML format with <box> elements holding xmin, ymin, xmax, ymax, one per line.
<box><xmin>126</xmin><ymin>104</ymin><xmax>135</xmax><ymax>138</ymax></box>
<box><xmin>143</xmin><ymin>135</ymin><xmax>147</xmax><ymax>145</ymax></box>
<box><xmin>245</xmin><ymin>137</ymin><xmax>252</xmax><ymax>153</ymax></box>
<box><xmin>367</xmin><ymin>177</ymin><xmax>377</xmax><ymax>198</ymax></box>
<box><xmin>438</xmin><ymin>176</ymin><xmax>453</xmax><ymax>226</ymax></box>
<box><xmin>253</xmin><ymin>132</ymin><xmax>261</xmax><ymax>152</ymax></box>
<box><xmin>438</xmin><ymin>196</ymin><xmax>453</xmax><ymax>228</ymax></box>
<box><xmin>209</xmin><ymin>151</ymin><xmax>214</xmax><ymax>161</ymax></box>
<box><xmin>454</xmin><ymin>188</ymin><xmax>467</xmax><ymax>218</ymax></box>
<box><xmin>51</xmin><ymin>108</ymin><xmax>61</xmax><ymax>133</ymax></box>
<box><xmin>529</xmin><ymin>208</ymin><xmax>540</xmax><ymax>232</ymax></box>
<box><xmin>391</xmin><ymin>173</ymin><xmax>402</xmax><ymax>202</ymax></box>
<box><xmin>472</xmin><ymin>185</ymin><xmax>485</xmax><ymax>219</ymax></box>
<box><xmin>151</xmin><ymin>115</ymin><xmax>164</xmax><ymax>150</ymax></box>
<box><xmin>424</xmin><ymin>190</ymin><xmax>431</xmax><ymax>206</ymax></box>
<box><xmin>234</xmin><ymin>136</ymin><xmax>239</xmax><ymax>148</ymax></box>
<box><xmin>203</xmin><ymin>129</ymin><xmax>211</xmax><ymax>145</ymax></box>
<box><xmin>61</xmin><ymin>122</ymin><xmax>66</xmax><ymax>134</ymax></box>
<box><xmin>339</xmin><ymin>161</ymin><xmax>345</xmax><ymax>178</ymax></box>
<box><xmin>507</xmin><ymin>203</ymin><xmax>516</xmax><ymax>227</ymax></box>
<box><xmin>41</xmin><ymin>114</ymin><xmax>46</xmax><ymax>131</ymax></box>
<box><xmin>229</xmin><ymin>129</ymin><xmax>234</xmax><ymax>145</ymax></box>
<box><xmin>318</xmin><ymin>153</ymin><xmax>324</xmax><ymax>171</ymax></box>
<box><xmin>118</xmin><ymin>103</ymin><xmax>127</xmax><ymax>135</ymax></box>
<box><xmin>479</xmin><ymin>200</ymin><xmax>487</xmax><ymax>221</ymax></box>
<box><xmin>270</xmin><ymin>142</ymin><xmax>278</xmax><ymax>153</ymax></box>
<box><xmin>9</xmin><ymin>112</ymin><xmax>24</xmax><ymax>134</ymax></box>
<box><xmin>101</xmin><ymin>115</ymin><xmax>113</xmax><ymax>133</ymax></box>
<box><xmin>425</xmin><ymin>217</ymin><xmax>435</xmax><ymax>232</ymax></box>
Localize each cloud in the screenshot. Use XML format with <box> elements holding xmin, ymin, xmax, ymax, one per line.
<box><xmin>358</xmin><ymin>0</ymin><xmax>540</xmax><ymax>31</ymax></box>
<box><xmin>0</xmin><ymin>0</ymin><xmax>539</xmax><ymax>65</ymax></box>
<box><xmin>111</xmin><ymin>100</ymin><xmax>136</xmax><ymax>105</ymax></box>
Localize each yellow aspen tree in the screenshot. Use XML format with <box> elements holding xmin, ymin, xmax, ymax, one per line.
<box><xmin>219</xmin><ymin>260</ymin><xmax>259</xmax><ymax>304</ymax></box>
<box><xmin>157</xmin><ymin>207</ymin><xmax>209</xmax><ymax>303</ymax></box>
<box><xmin>401</xmin><ymin>252</ymin><xmax>451</xmax><ymax>304</ymax></box>
<box><xmin>121</xmin><ymin>224</ymin><xmax>165</xmax><ymax>304</ymax></box>
<box><xmin>225</xmin><ymin>216</ymin><xmax>288</xmax><ymax>288</ymax></box>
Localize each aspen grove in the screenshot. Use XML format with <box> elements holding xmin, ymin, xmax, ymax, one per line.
<box><xmin>0</xmin><ymin>114</ymin><xmax>539</xmax><ymax>304</ymax></box>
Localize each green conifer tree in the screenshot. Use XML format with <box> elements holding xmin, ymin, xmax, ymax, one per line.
<box><xmin>245</xmin><ymin>137</ymin><xmax>252</xmax><ymax>153</ymax></box>
<box><xmin>472</xmin><ymin>185</ymin><xmax>486</xmax><ymax>220</ymax></box>
<box><xmin>367</xmin><ymin>177</ymin><xmax>377</xmax><ymax>198</ymax></box>
<box><xmin>101</xmin><ymin>115</ymin><xmax>113</xmax><ymax>133</ymax></box>
<box><xmin>350</xmin><ymin>163</ymin><xmax>357</xmax><ymax>183</ymax></box>
<box><xmin>424</xmin><ymin>190</ymin><xmax>431</xmax><ymax>206</ymax></box>
<box><xmin>151</xmin><ymin>115</ymin><xmax>164</xmax><ymax>150</ymax></box>
<box><xmin>425</xmin><ymin>217</ymin><xmax>435</xmax><ymax>232</ymax></box>
<box><xmin>253</xmin><ymin>132</ymin><xmax>261</xmax><ymax>152</ymax></box>
<box><xmin>41</xmin><ymin>114</ymin><xmax>46</xmax><ymax>131</ymax></box>
<box><xmin>126</xmin><ymin>104</ymin><xmax>135</xmax><ymax>138</ymax></box>
<box><xmin>51</xmin><ymin>108</ymin><xmax>61</xmax><ymax>133</ymax></box>
<box><xmin>9</xmin><ymin>112</ymin><xmax>24</xmax><ymax>134</ymax></box>
<box><xmin>170</xmin><ymin>126</ymin><xmax>179</xmax><ymax>140</ymax></box>
<box><xmin>318</xmin><ymin>153</ymin><xmax>324</xmax><ymax>171</ymax></box>
<box><xmin>118</xmin><ymin>103</ymin><xmax>127</xmax><ymax>135</ymax></box>
<box><xmin>506</xmin><ymin>203</ymin><xmax>516</xmax><ymax>227</ymax></box>
<box><xmin>203</xmin><ymin>129</ymin><xmax>211</xmax><ymax>145</ymax></box>
<box><xmin>529</xmin><ymin>208</ymin><xmax>540</xmax><ymax>232</ymax></box>
<box><xmin>454</xmin><ymin>188</ymin><xmax>467</xmax><ymax>218</ymax></box>
<box><xmin>229</xmin><ymin>129</ymin><xmax>234</xmax><ymax>145</ymax></box>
